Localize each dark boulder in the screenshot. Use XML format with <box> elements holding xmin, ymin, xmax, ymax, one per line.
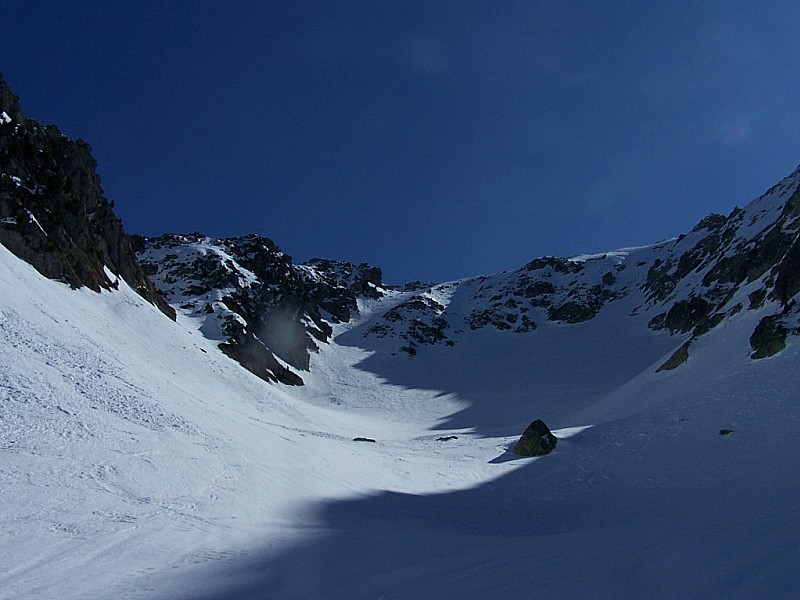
<box><xmin>547</xmin><ymin>301</ymin><xmax>598</xmax><ymax>324</ymax></box>
<box><xmin>512</xmin><ymin>419</ymin><xmax>558</xmax><ymax>456</ymax></box>
<box><xmin>656</xmin><ymin>340</ymin><xmax>691</xmax><ymax>372</ymax></box>
<box><xmin>750</xmin><ymin>314</ymin><xmax>788</xmax><ymax>359</ymax></box>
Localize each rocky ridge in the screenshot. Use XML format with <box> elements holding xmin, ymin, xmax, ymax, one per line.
<box><xmin>358</xmin><ymin>166</ymin><xmax>800</xmax><ymax>366</ymax></box>
<box><xmin>0</xmin><ymin>74</ymin><xmax>173</xmax><ymax>320</ymax></box>
<box><xmin>642</xmin><ymin>168</ymin><xmax>800</xmax><ymax>364</ymax></box>
<box><xmin>136</xmin><ymin>233</ymin><xmax>385</xmax><ymax>385</ymax></box>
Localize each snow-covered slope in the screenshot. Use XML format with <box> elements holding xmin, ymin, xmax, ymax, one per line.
<box><xmin>3</xmin><ymin>215</ymin><xmax>800</xmax><ymax>598</ymax></box>
<box><xmin>0</xmin><ymin>242</ymin><xmax>532</xmax><ymax>599</ymax></box>
<box><xmin>340</xmin><ymin>166</ymin><xmax>800</xmax><ymax>438</ymax></box>
<box><xmin>3</xmin><ymin>69</ymin><xmax>800</xmax><ymax>597</ymax></box>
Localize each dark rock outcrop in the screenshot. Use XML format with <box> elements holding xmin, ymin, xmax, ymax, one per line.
<box><xmin>750</xmin><ymin>314</ymin><xmax>788</xmax><ymax>359</ymax></box>
<box><xmin>641</xmin><ymin>169</ymin><xmax>800</xmax><ymax>364</ymax></box>
<box><xmin>219</xmin><ymin>328</ymin><xmax>304</xmax><ymax>386</ymax></box>
<box><xmin>365</xmin><ymin>289</ymin><xmax>453</xmax><ymax>354</ymax></box>
<box><xmin>512</xmin><ymin>419</ymin><xmax>558</xmax><ymax>456</ymax></box>
<box><xmin>137</xmin><ymin>233</ymin><xmax>386</xmax><ymax>384</ymax></box>
<box><xmin>0</xmin><ymin>73</ymin><xmax>174</xmax><ymax>320</ymax></box>
<box><xmin>656</xmin><ymin>340</ymin><xmax>691</xmax><ymax>372</ymax></box>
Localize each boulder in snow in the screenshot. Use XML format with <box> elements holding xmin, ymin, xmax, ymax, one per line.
<box><xmin>513</xmin><ymin>419</ymin><xmax>557</xmax><ymax>456</ymax></box>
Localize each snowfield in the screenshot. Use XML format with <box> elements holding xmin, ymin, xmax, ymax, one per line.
<box><xmin>2</xmin><ymin>238</ymin><xmax>800</xmax><ymax>599</ymax></box>
<box><xmin>0</xmin><ymin>244</ymin><xmax>525</xmax><ymax>599</ymax></box>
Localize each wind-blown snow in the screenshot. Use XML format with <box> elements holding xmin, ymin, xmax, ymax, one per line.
<box><xmin>2</xmin><ymin>231</ymin><xmax>800</xmax><ymax>598</ymax></box>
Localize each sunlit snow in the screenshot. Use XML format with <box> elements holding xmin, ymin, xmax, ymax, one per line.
<box><xmin>2</xmin><ymin>219</ymin><xmax>800</xmax><ymax>599</ymax></box>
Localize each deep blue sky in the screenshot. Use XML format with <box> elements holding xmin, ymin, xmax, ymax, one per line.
<box><xmin>4</xmin><ymin>2</ymin><xmax>800</xmax><ymax>284</ymax></box>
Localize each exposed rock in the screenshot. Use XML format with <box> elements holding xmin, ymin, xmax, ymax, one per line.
<box><xmin>0</xmin><ymin>74</ymin><xmax>24</xmax><ymax>124</ymax></box>
<box><xmin>366</xmin><ymin>290</ymin><xmax>453</xmax><ymax>351</ymax></box>
<box><xmin>306</xmin><ymin>258</ymin><xmax>383</xmax><ymax>301</ymax></box>
<box><xmin>524</xmin><ymin>256</ymin><xmax>584</xmax><ymax>274</ymax></box>
<box><xmin>634</xmin><ymin>173</ymin><xmax>800</xmax><ymax>358</ymax></box>
<box><xmin>692</xmin><ymin>213</ymin><xmax>728</xmax><ymax>232</ymax></box>
<box><xmin>219</xmin><ymin>330</ymin><xmax>304</xmax><ymax>386</ymax></box>
<box><xmin>138</xmin><ymin>233</ymin><xmax>385</xmax><ymax>384</ymax></box>
<box><xmin>258</xmin><ymin>297</ymin><xmax>314</xmax><ymax>371</ymax></box>
<box><xmin>0</xmin><ymin>73</ymin><xmax>174</xmax><ymax>320</ymax></box>
<box><xmin>656</xmin><ymin>340</ymin><xmax>691</xmax><ymax>372</ymax></box>
<box><xmin>750</xmin><ymin>315</ymin><xmax>788</xmax><ymax>359</ymax></box>
<box><xmin>771</xmin><ymin>234</ymin><xmax>800</xmax><ymax>308</ymax></box>
<box><xmin>661</xmin><ymin>296</ymin><xmax>711</xmax><ymax>334</ymax></box>
<box><xmin>344</xmin><ymin>164</ymin><xmax>800</xmax><ymax>360</ymax></box>
<box><xmin>512</xmin><ymin>419</ymin><xmax>558</xmax><ymax>457</ymax></box>
<box><xmin>353</xmin><ymin>437</ymin><xmax>376</xmax><ymax>443</ymax></box>
<box><xmin>548</xmin><ymin>300</ymin><xmax>599</xmax><ymax>324</ymax></box>
<box><xmin>402</xmin><ymin>280</ymin><xmax>436</xmax><ymax>292</ymax></box>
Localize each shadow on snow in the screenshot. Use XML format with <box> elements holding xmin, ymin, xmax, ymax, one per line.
<box><xmin>180</xmin><ymin>417</ymin><xmax>800</xmax><ymax>600</ymax></box>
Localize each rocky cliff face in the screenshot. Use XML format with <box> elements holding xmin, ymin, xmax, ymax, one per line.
<box><xmin>136</xmin><ymin>233</ymin><xmax>385</xmax><ymax>385</ymax></box>
<box><xmin>359</xmin><ymin>166</ymin><xmax>800</xmax><ymax>366</ymax></box>
<box><xmin>0</xmin><ymin>74</ymin><xmax>174</xmax><ymax>320</ymax></box>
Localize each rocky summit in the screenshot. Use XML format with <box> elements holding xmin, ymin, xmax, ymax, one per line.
<box><xmin>135</xmin><ymin>233</ymin><xmax>386</xmax><ymax>385</ymax></box>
